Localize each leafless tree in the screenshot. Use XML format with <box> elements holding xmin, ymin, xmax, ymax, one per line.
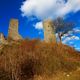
<box><xmin>53</xmin><ymin>17</ymin><xmax>74</xmax><ymax>43</ymax></box>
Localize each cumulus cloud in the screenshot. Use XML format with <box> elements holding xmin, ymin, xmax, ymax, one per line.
<box><xmin>20</xmin><ymin>0</ymin><xmax>80</xmax><ymax>20</ymax></box>
<box><xmin>35</xmin><ymin>22</ymin><xmax>43</xmax><ymax>29</ymax></box>
<box><xmin>20</xmin><ymin>0</ymin><xmax>80</xmax><ymax>30</ymax></box>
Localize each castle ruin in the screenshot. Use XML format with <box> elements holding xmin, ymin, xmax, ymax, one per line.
<box><xmin>8</xmin><ymin>19</ymin><xmax>22</xmax><ymax>40</ymax></box>
<box><xmin>0</xmin><ymin>18</ymin><xmax>56</xmax><ymax>44</ymax></box>
<box><xmin>43</xmin><ymin>20</ymin><xmax>56</xmax><ymax>43</ymax></box>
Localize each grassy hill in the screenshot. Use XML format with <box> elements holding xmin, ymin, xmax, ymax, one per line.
<box><xmin>0</xmin><ymin>39</ymin><xmax>80</xmax><ymax>80</ymax></box>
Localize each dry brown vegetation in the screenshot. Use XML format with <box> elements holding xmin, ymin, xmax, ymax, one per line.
<box><xmin>0</xmin><ymin>39</ymin><xmax>80</xmax><ymax>80</ymax></box>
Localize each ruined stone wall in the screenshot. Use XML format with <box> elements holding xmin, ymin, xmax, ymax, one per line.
<box><xmin>8</xmin><ymin>19</ymin><xmax>22</xmax><ymax>40</ymax></box>
<box><xmin>43</xmin><ymin>20</ymin><xmax>56</xmax><ymax>43</ymax></box>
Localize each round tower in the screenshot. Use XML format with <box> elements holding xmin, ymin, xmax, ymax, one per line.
<box><xmin>43</xmin><ymin>19</ymin><xmax>56</xmax><ymax>43</ymax></box>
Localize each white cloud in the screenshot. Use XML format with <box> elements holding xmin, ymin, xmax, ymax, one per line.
<box><xmin>73</xmin><ymin>29</ymin><xmax>80</xmax><ymax>33</ymax></box>
<box><xmin>62</xmin><ymin>37</ymin><xmax>71</xmax><ymax>43</ymax></box>
<box><xmin>20</xmin><ymin>0</ymin><xmax>80</xmax><ymax>20</ymax></box>
<box><xmin>71</xmin><ymin>36</ymin><xmax>80</xmax><ymax>40</ymax></box>
<box><xmin>35</xmin><ymin>22</ymin><xmax>43</xmax><ymax>29</ymax></box>
<box><xmin>75</xmin><ymin>47</ymin><xmax>80</xmax><ymax>51</ymax></box>
<box><xmin>62</xmin><ymin>36</ymin><xmax>80</xmax><ymax>44</ymax></box>
<box><xmin>69</xmin><ymin>41</ymin><xmax>73</xmax><ymax>44</ymax></box>
<box><xmin>68</xmin><ymin>31</ymin><xmax>73</xmax><ymax>34</ymax></box>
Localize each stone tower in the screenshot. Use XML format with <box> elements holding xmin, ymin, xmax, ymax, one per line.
<box><xmin>8</xmin><ymin>19</ymin><xmax>22</xmax><ymax>40</ymax></box>
<box><xmin>43</xmin><ymin>19</ymin><xmax>56</xmax><ymax>43</ymax></box>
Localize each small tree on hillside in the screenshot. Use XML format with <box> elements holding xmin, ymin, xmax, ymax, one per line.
<box><xmin>54</xmin><ymin>17</ymin><xmax>74</xmax><ymax>43</ymax></box>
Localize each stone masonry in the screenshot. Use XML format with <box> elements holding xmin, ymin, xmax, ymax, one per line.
<box><xmin>8</xmin><ymin>19</ymin><xmax>22</xmax><ymax>40</ymax></box>
<box><xmin>43</xmin><ymin>19</ymin><xmax>56</xmax><ymax>43</ymax></box>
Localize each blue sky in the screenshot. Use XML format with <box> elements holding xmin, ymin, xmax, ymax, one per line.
<box><xmin>0</xmin><ymin>0</ymin><xmax>43</xmax><ymax>39</ymax></box>
<box><xmin>0</xmin><ymin>0</ymin><xmax>80</xmax><ymax>51</ymax></box>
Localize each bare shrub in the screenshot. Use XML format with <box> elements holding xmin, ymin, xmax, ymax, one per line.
<box><xmin>0</xmin><ymin>39</ymin><xmax>80</xmax><ymax>80</ymax></box>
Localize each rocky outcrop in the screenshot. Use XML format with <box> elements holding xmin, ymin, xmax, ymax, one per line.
<box><xmin>0</xmin><ymin>33</ymin><xmax>7</xmax><ymax>44</ymax></box>
<box><xmin>8</xmin><ymin>19</ymin><xmax>22</xmax><ymax>41</ymax></box>
<box><xmin>43</xmin><ymin>19</ymin><xmax>56</xmax><ymax>43</ymax></box>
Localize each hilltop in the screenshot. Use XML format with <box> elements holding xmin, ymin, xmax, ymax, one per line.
<box><xmin>0</xmin><ymin>39</ymin><xmax>80</xmax><ymax>80</ymax></box>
